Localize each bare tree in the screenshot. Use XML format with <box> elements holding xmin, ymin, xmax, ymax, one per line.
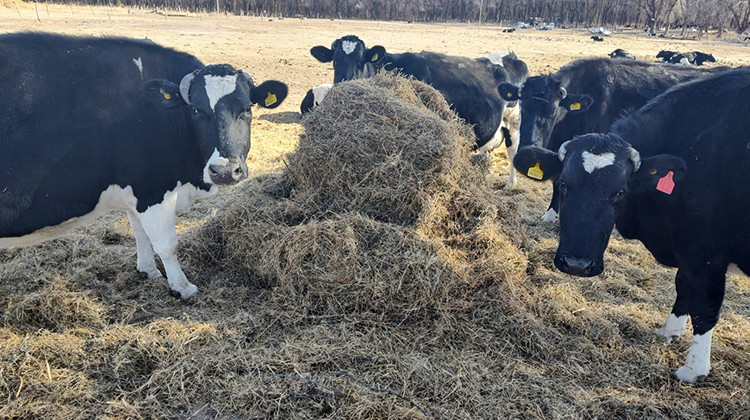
<box><xmin>721</xmin><ymin>0</ymin><xmax>750</xmax><ymax>37</ymax></box>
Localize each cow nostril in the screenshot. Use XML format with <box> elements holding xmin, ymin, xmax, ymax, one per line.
<box><xmin>233</xmin><ymin>167</ymin><xmax>243</xmax><ymax>175</ymax></box>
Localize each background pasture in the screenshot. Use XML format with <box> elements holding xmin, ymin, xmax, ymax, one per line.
<box><xmin>0</xmin><ymin>4</ymin><xmax>749</xmax><ymax>419</ymax></box>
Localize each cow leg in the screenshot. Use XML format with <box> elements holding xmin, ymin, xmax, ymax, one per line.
<box><xmin>134</xmin><ymin>192</ymin><xmax>199</xmax><ymax>299</ymax></box>
<box><xmin>504</xmin><ymin>126</ymin><xmax>520</xmax><ymax>189</ymax></box>
<box><xmin>126</xmin><ymin>210</ymin><xmax>162</xmax><ymax>279</ymax></box>
<box><xmin>657</xmin><ymin>270</ymin><xmax>689</xmax><ymax>343</ymax></box>
<box><xmin>671</xmin><ymin>266</ymin><xmax>727</xmax><ymax>383</ymax></box>
<box><xmin>541</xmin><ymin>179</ymin><xmax>560</xmax><ymax>222</ymax></box>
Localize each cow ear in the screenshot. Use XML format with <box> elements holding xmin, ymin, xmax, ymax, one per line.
<box><xmin>560</xmin><ymin>94</ymin><xmax>594</xmax><ymax>112</ymax></box>
<box><xmin>311</xmin><ymin>46</ymin><xmax>334</xmax><ymax>63</ymax></box>
<box><xmin>364</xmin><ymin>46</ymin><xmax>386</xmax><ymax>64</ymax></box>
<box><xmin>250</xmin><ymin>80</ymin><xmax>288</xmax><ymax>109</ymax></box>
<box><xmin>630</xmin><ymin>154</ymin><xmax>687</xmax><ymax>195</ymax></box>
<box><xmin>498</xmin><ymin>83</ymin><xmax>520</xmax><ymax>101</ymax></box>
<box><xmin>143</xmin><ymin>79</ymin><xmax>184</xmax><ymax>109</ymax></box>
<box><xmin>513</xmin><ymin>146</ymin><xmax>562</xmax><ymax>182</ymax></box>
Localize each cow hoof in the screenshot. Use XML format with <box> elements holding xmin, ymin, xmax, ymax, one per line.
<box><xmin>540</xmin><ymin>208</ymin><xmax>558</xmax><ymax>223</ymax></box>
<box><xmin>174</xmin><ymin>283</ymin><xmax>199</xmax><ymax>299</ymax></box>
<box><xmin>139</xmin><ymin>268</ymin><xmax>163</xmax><ymax>279</ymax></box>
<box><xmin>506</xmin><ymin>176</ymin><xmax>517</xmax><ymax>189</ymax></box>
<box><xmin>671</xmin><ymin>366</ymin><xmax>709</xmax><ymax>383</ymax></box>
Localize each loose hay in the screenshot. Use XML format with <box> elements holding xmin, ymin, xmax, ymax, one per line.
<box><xmin>1</xmin><ymin>72</ymin><xmax>748</xmax><ymax>419</ymax></box>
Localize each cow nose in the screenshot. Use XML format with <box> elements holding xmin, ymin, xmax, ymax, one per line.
<box><xmin>558</xmin><ymin>255</ymin><xmax>595</xmax><ymax>277</ymax></box>
<box><xmin>209</xmin><ymin>161</ymin><xmax>246</xmax><ymax>184</ymax></box>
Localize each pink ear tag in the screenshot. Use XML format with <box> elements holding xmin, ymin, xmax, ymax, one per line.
<box><xmin>656</xmin><ymin>171</ymin><xmax>675</xmax><ymax>195</ymax></box>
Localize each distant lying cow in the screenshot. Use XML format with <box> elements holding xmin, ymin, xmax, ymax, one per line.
<box><xmin>609</xmin><ymin>49</ymin><xmax>635</xmax><ymax>59</ymax></box>
<box><xmin>310</xmin><ymin>35</ymin><xmax>529</xmax><ymax>187</ymax></box>
<box><xmin>498</xmin><ymin>58</ymin><xmax>725</xmax><ymax>221</ymax></box>
<box><xmin>0</xmin><ymin>33</ymin><xmax>288</xmax><ymax>298</ymax></box>
<box><xmin>514</xmin><ymin>68</ymin><xmax>750</xmax><ymax>383</ymax></box>
<box><xmin>658</xmin><ymin>50</ymin><xmax>716</xmax><ymax>66</ymax></box>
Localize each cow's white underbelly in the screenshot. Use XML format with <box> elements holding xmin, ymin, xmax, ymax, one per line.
<box><xmin>0</xmin><ymin>182</ymin><xmax>216</xmax><ymax>249</ymax></box>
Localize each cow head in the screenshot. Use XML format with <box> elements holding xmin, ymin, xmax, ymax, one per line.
<box><xmin>498</xmin><ymin>76</ymin><xmax>593</xmax><ymax>152</ymax></box>
<box><xmin>143</xmin><ymin>64</ymin><xmax>287</xmax><ymax>185</ymax></box>
<box><xmin>514</xmin><ymin>134</ymin><xmax>686</xmax><ymax>277</ymax></box>
<box><xmin>310</xmin><ymin>35</ymin><xmax>385</xmax><ymax>83</ymax></box>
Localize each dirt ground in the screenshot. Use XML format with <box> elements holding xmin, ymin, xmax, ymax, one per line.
<box><xmin>1</xmin><ymin>3</ymin><xmax>749</xmax><ymax>419</ymax></box>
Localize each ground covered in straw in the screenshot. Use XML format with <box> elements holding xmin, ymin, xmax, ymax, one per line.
<box><xmin>1</xmin><ymin>73</ymin><xmax>749</xmax><ymax>419</ymax></box>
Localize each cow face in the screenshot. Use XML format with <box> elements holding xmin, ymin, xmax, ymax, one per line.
<box><xmin>310</xmin><ymin>35</ymin><xmax>383</xmax><ymax>83</ymax></box>
<box><xmin>498</xmin><ymin>76</ymin><xmax>593</xmax><ymax>151</ymax></box>
<box><xmin>144</xmin><ymin>65</ymin><xmax>287</xmax><ymax>185</ymax></box>
<box><xmin>514</xmin><ymin>135</ymin><xmax>685</xmax><ymax>277</ymax></box>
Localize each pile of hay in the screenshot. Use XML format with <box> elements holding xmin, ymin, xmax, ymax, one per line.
<box><xmin>188</xmin><ymin>72</ymin><xmax>528</xmax><ymax>319</ymax></box>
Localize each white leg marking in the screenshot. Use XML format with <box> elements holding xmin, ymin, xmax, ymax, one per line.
<box><xmin>203</xmin><ymin>74</ymin><xmax>238</xmax><ymax>111</ymax></box>
<box><xmin>673</xmin><ymin>329</ymin><xmax>713</xmax><ymax>383</ymax></box>
<box><xmin>657</xmin><ymin>313</ymin><xmax>688</xmax><ymax>344</ymax></box>
<box><xmin>135</xmin><ymin>190</ymin><xmax>198</xmax><ymax>299</ymax></box>
<box><xmin>541</xmin><ymin>208</ymin><xmax>558</xmax><ymax>222</ymax></box>
<box><xmin>504</xmin><ymin>105</ymin><xmax>521</xmax><ymax>189</ymax></box>
<box><xmin>581</xmin><ymin>151</ymin><xmax>616</xmax><ymax>174</ymax></box>
<box><xmin>127</xmin><ymin>210</ymin><xmax>161</xmax><ymax>279</ymax></box>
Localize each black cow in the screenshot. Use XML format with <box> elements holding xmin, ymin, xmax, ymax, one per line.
<box><xmin>503</xmin><ymin>28</ymin><xmax>516</xmax><ymax>33</ymax></box>
<box><xmin>497</xmin><ymin>58</ymin><xmax>723</xmax><ymax>221</ymax></box>
<box><xmin>0</xmin><ymin>33</ymin><xmax>288</xmax><ymax>298</ymax></box>
<box><xmin>514</xmin><ymin>68</ymin><xmax>750</xmax><ymax>383</ymax></box>
<box><xmin>591</xmin><ymin>35</ymin><xmax>605</xmax><ymax>42</ymax></box>
<box><xmin>310</xmin><ymin>35</ymin><xmax>529</xmax><ymax>187</ymax></box>
<box><xmin>656</xmin><ymin>50</ymin><xmax>677</xmax><ymax>62</ymax></box>
<box><xmin>300</xmin><ymin>83</ymin><xmax>332</xmax><ymax>114</ymax></box>
<box><xmin>609</xmin><ymin>49</ymin><xmax>635</xmax><ymax>60</ymax></box>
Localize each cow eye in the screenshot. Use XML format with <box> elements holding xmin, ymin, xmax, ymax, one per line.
<box><xmin>558</xmin><ymin>181</ymin><xmax>568</xmax><ymax>197</ymax></box>
<box><xmin>610</xmin><ymin>189</ymin><xmax>626</xmax><ymax>202</ymax></box>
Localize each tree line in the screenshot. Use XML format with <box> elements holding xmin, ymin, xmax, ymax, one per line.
<box><xmin>41</xmin><ymin>0</ymin><xmax>750</xmax><ymax>37</ymax></box>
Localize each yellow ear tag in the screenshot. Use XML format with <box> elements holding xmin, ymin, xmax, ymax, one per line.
<box><xmin>506</xmin><ymin>92</ymin><xmax>513</xmax><ymax>98</ymax></box>
<box><xmin>265</xmin><ymin>92</ymin><xmax>277</xmax><ymax>107</ymax></box>
<box><xmin>159</xmin><ymin>88</ymin><xmax>171</xmax><ymax>100</ymax></box>
<box><xmin>527</xmin><ymin>162</ymin><xmax>544</xmax><ymax>180</ymax></box>
<box><xmin>649</xmin><ymin>168</ymin><xmax>658</xmax><ymax>175</ymax></box>
<box><xmin>569</xmin><ymin>102</ymin><xmax>581</xmax><ymax>111</ymax></box>
<box><xmin>371</xmin><ymin>53</ymin><xmax>379</xmax><ymax>62</ymax></box>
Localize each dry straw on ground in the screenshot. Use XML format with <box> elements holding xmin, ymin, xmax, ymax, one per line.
<box><xmin>1</xmin><ymin>73</ymin><xmax>748</xmax><ymax>419</ymax></box>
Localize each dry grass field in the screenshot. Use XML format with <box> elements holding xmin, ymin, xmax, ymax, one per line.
<box><xmin>1</xmin><ymin>3</ymin><xmax>749</xmax><ymax>419</ymax></box>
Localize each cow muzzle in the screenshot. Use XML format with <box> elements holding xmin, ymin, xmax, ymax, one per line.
<box><xmin>208</xmin><ymin>159</ymin><xmax>247</xmax><ymax>185</ymax></box>
<box><xmin>555</xmin><ymin>254</ymin><xmax>601</xmax><ymax>277</ymax></box>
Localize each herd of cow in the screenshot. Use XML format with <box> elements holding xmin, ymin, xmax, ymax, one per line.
<box><xmin>0</xmin><ymin>31</ymin><xmax>747</xmax><ymax>384</ymax></box>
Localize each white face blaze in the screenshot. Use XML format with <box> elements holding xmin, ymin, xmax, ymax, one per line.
<box><xmin>203</xmin><ymin>74</ymin><xmax>238</xmax><ymax>111</ymax></box>
<box><xmin>341</xmin><ymin>40</ymin><xmax>358</xmax><ymax>55</ymax></box>
<box><xmin>483</xmin><ymin>52</ymin><xmax>511</xmax><ymax>67</ymax></box>
<box><xmin>581</xmin><ymin>151</ymin><xmax>616</xmax><ymax>174</ymax></box>
<box><xmin>132</xmin><ymin>57</ymin><xmax>143</xmax><ymax>78</ymax></box>
<box><xmin>312</xmin><ymin>83</ymin><xmax>332</xmax><ymax>106</ymax></box>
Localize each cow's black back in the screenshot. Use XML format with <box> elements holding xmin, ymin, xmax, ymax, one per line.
<box><xmin>0</xmin><ymin>33</ymin><xmax>204</xmax><ymax>236</ymax></box>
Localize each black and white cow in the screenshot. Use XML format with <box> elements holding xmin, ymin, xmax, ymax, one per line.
<box><xmin>514</xmin><ymin>68</ymin><xmax>750</xmax><ymax>383</ymax></box>
<box><xmin>498</xmin><ymin>58</ymin><xmax>724</xmax><ymax>221</ymax></box>
<box><xmin>310</xmin><ymin>35</ymin><xmax>529</xmax><ymax>187</ymax></box>
<box><xmin>300</xmin><ymin>83</ymin><xmax>332</xmax><ymax>114</ymax></box>
<box><xmin>591</xmin><ymin>35</ymin><xmax>605</xmax><ymax>42</ymax></box>
<box><xmin>0</xmin><ymin>33</ymin><xmax>288</xmax><ymax>298</ymax></box>
<box><xmin>658</xmin><ymin>50</ymin><xmax>717</xmax><ymax>66</ymax></box>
